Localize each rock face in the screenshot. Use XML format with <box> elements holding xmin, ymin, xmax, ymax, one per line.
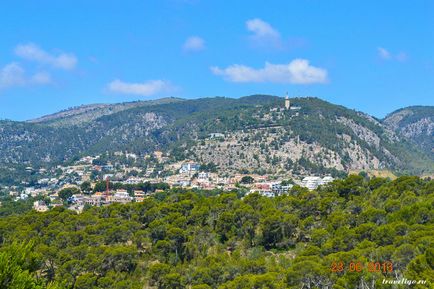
<box><xmin>1</xmin><ymin>95</ymin><xmax>433</xmax><ymax>175</ymax></box>
<box><xmin>191</xmin><ymin>127</ymin><xmax>346</xmax><ymax>175</ymax></box>
<box><xmin>383</xmin><ymin>106</ymin><xmax>434</xmax><ymax>155</ymax></box>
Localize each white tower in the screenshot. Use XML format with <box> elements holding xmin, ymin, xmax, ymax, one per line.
<box><xmin>285</xmin><ymin>92</ymin><xmax>290</xmax><ymax>110</ymax></box>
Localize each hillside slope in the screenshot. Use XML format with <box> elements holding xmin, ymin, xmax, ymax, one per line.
<box><xmin>383</xmin><ymin>106</ymin><xmax>434</xmax><ymax>155</ymax></box>
<box><xmin>1</xmin><ymin>96</ymin><xmax>433</xmax><ymax>175</ymax></box>
<box><xmin>27</xmin><ymin>97</ymin><xmax>183</xmax><ymax>127</ymax></box>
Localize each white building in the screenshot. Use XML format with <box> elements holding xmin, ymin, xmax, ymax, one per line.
<box><xmin>125</xmin><ymin>176</ymin><xmax>142</xmax><ymax>184</ymax></box>
<box><xmin>322</xmin><ymin>176</ymin><xmax>334</xmax><ymax>184</ymax></box>
<box><xmin>103</xmin><ymin>174</ymin><xmax>114</xmax><ymax>180</ymax></box>
<box><xmin>179</xmin><ymin>162</ymin><xmax>200</xmax><ymax>174</ymax></box>
<box><xmin>272</xmin><ymin>183</ymin><xmax>293</xmax><ymax>195</ymax></box>
<box><xmin>108</xmin><ymin>190</ymin><xmax>132</xmax><ymax>204</ymax></box>
<box><xmin>301</xmin><ymin>177</ymin><xmax>322</xmax><ymax>190</ymax></box>
<box><xmin>285</xmin><ymin>93</ymin><xmax>290</xmax><ymax>110</ymax></box>
<box><xmin>126</xmin><ymin>153</ymin><xmax>137</xmax><ymax>159</ymax></box>
<box><xmin>38</xmin><ymin>178</ymin><xmax>50</xmax><ymax>185</ymax></box>
<box><xmin>209</xmin><ymin>133</ymin><xmax>225</xmax><ymax>139</ymax></box>
<box><xmin>17</xmin><ymin>193</ymin><xmax>29</xmax><ymax>201</ymax></box>
<box><xmin>246</xmin><ymin>190</ymin><xmax>275</xmax><ymax>198</ymax></box>
<box><xmin>301</xmin><ymin>176</ymin><xmax>334</xmax><ymax>190</ymax></box>
<box><xmin>25</xmin><ymin>187</ymin><xmax>36</xmax><ymax>194</ymax></box>
<box><xmin>198</xmin><ymin>172</ymin><xmax>209</xmax><ymax>180</ymax></box>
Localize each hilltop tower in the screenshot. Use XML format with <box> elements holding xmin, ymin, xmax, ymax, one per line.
<box><xmin>285</xmin><ymin>92</ymin><xmax>290</xmax><ymax>110</ymax></box>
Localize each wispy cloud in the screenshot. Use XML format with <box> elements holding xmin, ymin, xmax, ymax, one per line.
<box><xmin>246</xmin><ymin>18</ymin><xmax>282</xmax><ymax>49</ymax></box>
<box><xmin>378</xmin><ymin>47</ymin><xmax>407</xmax><ymax>62</ymax></box>
<box><xmin>30</xmin><ymin>71</ymin><xmax>52</xmax><ymax>85</ymax></box>
<box><xmin>15</xmin><ymin>43</ymin><xmax>77</xmax><ymax>70</ymax></box>
<box><xmin>0</xmin><ymin>63</ymin><xmax>25</xmax><ymax>89</ymax></box>
<box><xmin>107</xmin><ymin>79</ymin><xmax>175</xmax><ymax>96</ymax></box>
<box><xmin>378</xmin><ymin>47</ymin><xmax>391</xmax><ymax>60</ymax></box>
<box><xmin>246</xmin><ymin>18</ymin><xmax>280</xmax><ymax>39</ymax></box>
<box><xmin>183</xmin><ymin>36</ymin><xmax>205</xmax><ymax>52</ymax></box>
<box><xmin>0</xmin><ymin>63</ymin><xmax>52</xmax><ymax>89</ymax></box>
<box><xmin>211</xmin><ymin>59</ymin><xmax>328</xmax><ymax>84</ymax></box>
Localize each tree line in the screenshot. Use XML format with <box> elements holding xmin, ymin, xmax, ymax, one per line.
<box><xmin>0</xmin><ymin>175</ymin><xmax>432</xmax><ymax>288</ymax></box>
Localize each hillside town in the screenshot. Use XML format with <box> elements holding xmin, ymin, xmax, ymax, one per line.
<box><xmin>2</xmin><ymin>149</ymin><xmax>334</xmax><ymax>213</ymax></box>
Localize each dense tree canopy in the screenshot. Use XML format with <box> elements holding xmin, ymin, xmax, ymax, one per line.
<box><xmin>0</xmin><ymin>176</ymin><xmax>432</xmax><ymax>288</ymax></box>
<box><xmin>58</xmin><ymin>188</ymin><xmax>81</xmax><ymax>202</ymax></box>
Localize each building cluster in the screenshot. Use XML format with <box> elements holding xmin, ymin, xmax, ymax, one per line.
<box><xmin>5</xmin><ymin>136</ymin><xmax>335</xmax><ymax>213</ymax></box>
<box><xmin>26</xmin><ymin>169</ymin><xmax>334</xmax><ymax>213</ymax></box>
<box><xmin>246</xmin><ymin>182</ymin><xmax>293</xmax><ymax>198</ymax></box>
<box><xmin>64</xmin><ymin>190</ymin><xmax>154</xmax><ymax>213</ymax></box>
<box><xmin>31</xmin><ymin>188</ymin><xmax>156</xmax><ymax>214</ymax></box>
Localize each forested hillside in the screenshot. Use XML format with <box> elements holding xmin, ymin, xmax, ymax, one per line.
<box><xmin>383</xmin><ymin>106</ymin><xmax>434</xmax><ymax>156</ymax></box>
<box><xmin>0</xmin><ymin>176</ymin><xmax>433</xmax><ymax>288</ymax></box>
<box><xmin>28</xmin><ymin>97</ymin><xmax>183</xmax><ymax>127</ymax></box>
<box><xmin>1</xmin><ymin>96</ymin><xmax>433</xmax><ymax>177</ymax></box>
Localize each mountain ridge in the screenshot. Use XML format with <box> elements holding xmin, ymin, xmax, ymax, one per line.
<box><xmin>26</xmin><ymin>97</ymin><xmax>184</xmax><ymax>127</ymax></box>
<box><xmin>1</xmin><ymin>95</ymin><xmax>433</xmax><ymax>179</ymax></box>
<box><xmin>383</xmin><ymin>105</ymin><xmax>434</xmax><ymax>155</ymax></box>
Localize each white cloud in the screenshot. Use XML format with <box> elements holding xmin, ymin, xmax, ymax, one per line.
<box><xmin>107</xmin><ymin>79</ymin><xmax>175</xmax><ymax>96</ymax></box>
<box><xmin>30</xmin><ymin>72</ymin><xmax>52</xmax><ymax>85</ymax></box>
<box><xmin>15</xmin><ymin>43</ymin><xmax>77</xmax><ymax>70</ymax></box>
<box><xmin>183</xmin><ymin>36</ymin><xmax>205</xmax><ymax>52</ymax></box>
<box><xmin>246</xmin><ymin>18</ymin><xmax>280</xmax><ymax>39</ymax></box>
<box><xmin>0</xmin><ymin>63</ymin><xmax>26</xmax><ymax>89</ymax></box>
<box><xmin>378</xmin><ymin>47</ymin><xmax>407</xmax><ymax>62</ymax></box>
<box><xmin>211</xmin><ymin>59</ymin><xmax>328</xmax><ymax>84</ymax></box>
<box><xmin>378</xmin><ymin>47</ymin><xmax>391</xmax><ymax>60</ymax></box>
<box><xmin>0</xmin><ymin>62</ymin><xmax>52</xmax><ymax>89</ymax></box>
<box><xmin>246</xmin><ymin>18</ymin><xmax>282</xmax><ymax>48</ymax></box>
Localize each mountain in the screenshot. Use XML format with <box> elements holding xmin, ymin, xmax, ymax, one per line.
<box><xmin>1</xmin><ymin>95</ymin><xmax>433</xmax><ymax>178</ymax></box>
<box><xmin>383</xmin><ymin>106</ymin><xmax>434</xmax><ymax>155</ymax></box>
<box><xmin>27</xmin><ymin>97</ymin><xmax>183</xmax><ymax>127</ymax></box>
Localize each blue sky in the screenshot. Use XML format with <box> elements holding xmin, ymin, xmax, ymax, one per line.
<box><xmin>0</xmin><ymin>0</ymin><xmax>433</xmax><ymax>120</ymax></box>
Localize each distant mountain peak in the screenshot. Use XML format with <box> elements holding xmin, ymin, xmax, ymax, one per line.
<box><xmin>27</xmin><ymin>97</ymin><xmax>185</xmax><ymax>126</ymax></box>
<box><xmin>383</xmin><ymin>106</ymin><xmax>434</xmax><ymax>155</ymax></box>
<box><xmin>1</xmin><ymin>96</ymin><xmax>432</xmax><ymax>178</ymax></box>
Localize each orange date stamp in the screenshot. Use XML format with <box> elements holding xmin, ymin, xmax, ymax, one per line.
<box><xmin>331</xmin><ymin>261</ymin><xmax>393</xmax><ymax>273</ymax></box>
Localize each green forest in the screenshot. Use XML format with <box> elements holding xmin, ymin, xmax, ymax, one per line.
<box><xmin>0</xmin><ymin>175</ymin><xmax>433</xmax><ymax>288</ymax></box>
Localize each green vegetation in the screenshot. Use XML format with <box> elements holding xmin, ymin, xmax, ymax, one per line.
<box><xmin>0</xmin><ymin>242</ymin><xmax>61</xmax><ymax>289</ymax></box>
<box><xmin>58</xmin><ymin>188</ymin><xmax>80</xmax><ymax>202</ymax></box>
<box><xmin>80</xmin><ymin>182</ymin><xmax>92</xmax><ymax>194</ymax></box>
<box><xmin>1</xmin><ymin>96</ymin><xmax>433</xmax><ymax>183</ymax></box>
<box><xmin>0</xmin><ymin>176</ymin><xmax>432</xmax><ymax>288</ymax></box>
<box><xmin>240</xmin><ymin>176</ymin><xmax>254</xmax><ymax>184</ymax></box>
<box><xmin>383</xmin><ymin>106</ymin><xmax>434</xmax><ymax>157</ymax></box>
<box><xmin>0</xmin><ymin>197</ymin><xmax>34</xmax><ymax>217</ymax></box>
<box><xmin>91</xmin><ymin>181</ymin><xmax>169</xmax><ymax>194</ymax></box>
